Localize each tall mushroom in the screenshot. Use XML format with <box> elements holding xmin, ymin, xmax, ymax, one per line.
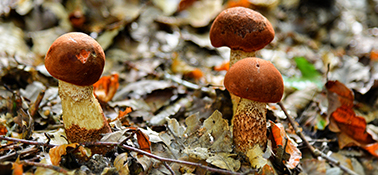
<box><xmin>224</xmin><ymin>57</ymin><xmax>283</xmax><ymax>153</ymax></box>
<box><xmin>210</xmin><ymin>7</ymin><xmax>274</xmax><ymax>67</ymax></box>
<box><xmin>45</xmin><ymin>32</ymin><xmax>111</xmax><ymax>144</ymax></box>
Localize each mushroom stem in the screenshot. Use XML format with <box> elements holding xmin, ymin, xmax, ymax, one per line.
<box><xmin>231</xmin><ymin>93</ymin><xmax>267</xmax><ymax>152</ymax></box>
<box><xmin>229</xmin><ymin>50</ymin><xmax>255</xmax><ymax>67</ymax></box>
<box><xmin>58</xmin><ymin>80</ymin><xmax>111</xmax><ymax>143</ymax></box>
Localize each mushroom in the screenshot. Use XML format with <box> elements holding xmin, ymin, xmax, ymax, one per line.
<box><xmin>210</xmin><ymin>7</ymin><xmax>274</xmax><ymax>67</ymax></box>
<box><xmin>45</xmin><ymin>32</ymin><xmax>111</xmax><ymax>144</ymax></box>
<box><xmin>223</xmin><ymin>57</ymin><xmax>283</xmax><ymax>153</ymax></box>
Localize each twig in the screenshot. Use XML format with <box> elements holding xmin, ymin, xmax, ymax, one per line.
<box><xmin>20</xmin><ymin>160</ymin><xmax>69</xmax><ymax>175</ymax></box>
<box><xmin>85</xmin><ymin>142</ymin><xmax>245</xmax><ymax>175</ymax></box>
<box><xmin>164</xmin><ymin>72</ymin><xmax>210</xmax><ymax>92</ymax></box>
<box><xmin>0</xmin><ymin>146</ymin><xmax>39</xmax><ymax>162</ymax></box>
<box><xmin>29</xmin><ymin>90</ymin><xmax>45</xmax><ymax>118</ymax></box>
<box><xmin>277</xmin><ymin>102</ymin><xmax>359</xmax><ymax>175</ymax></box>
<box><xmin>163</xmin><ymin>161</ymin><xmax>175</xmax><ymax>175</ymax></box>
<box><xmin>0</xmin><ymin>135</ymin><xmax>56</xmax><ymax>148</ymax></box>
<box><xmin>0</xmin><ymin>136</ymin><xmax>245</xmax><ymax>175</ymax></box>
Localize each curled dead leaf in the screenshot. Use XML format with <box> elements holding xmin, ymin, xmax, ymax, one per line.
<box><xmin>93</xmin><ymin>73</ymin><xmax>119</xmax><ymax>103</ymax></box>
<box><xmin>270</xmin><ymin>121</ymin><xmax>302</xmax><ymax>169</ymax></box>
<box><xmin>49</xmin><ymin>143</ymin><xmax>89</xmax><ymax>165</ymax></box>
<box><xmin>326</xmin><ymin>80</ymin><xmax>375</xmax><ymax>148</ymax></box>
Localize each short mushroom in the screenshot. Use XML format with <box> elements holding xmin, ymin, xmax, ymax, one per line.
<box><xmin>45</xmin><ymin>32</ymin><xmax>111</xmax><ymax>144</ymax></box>
<box><xmin>224</xmin><ymin>57</ymin><xmax>283</xmax><ymax>153</ymax></box>
<box><xmin>210</xmin><ymin>7</ymin><xmax>274</xmax><ymax>67</ymax></box>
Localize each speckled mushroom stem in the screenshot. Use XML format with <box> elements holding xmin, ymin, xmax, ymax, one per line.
<box><xmin>231</xmin><ymin>94</ymin><xmax>267</xmax><ymax>153</ymax></box>
<box><xmin>229</xmin><ymin>50</ymin><xmax>256</xmax><ymax>67</ymax></box>
<box><xmin>58</xmin><ymin>80</ymin><xmax>111</xmax><ymax>143</ymax></box>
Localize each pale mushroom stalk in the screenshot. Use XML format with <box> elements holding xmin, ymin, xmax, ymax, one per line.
<box><xmin>58</xmin><ymin>80</ymin><xmax>110</xmax><ymax>143</ymax></box>
<box><xmin>224</xmin><ymin>57</ymin><xmax>284</xmax><ymax>153</ymax></box>
<box><xmin>229</xmin><ymin>50</ymin><xmax>256</xmax><ymax>67</ymax></box>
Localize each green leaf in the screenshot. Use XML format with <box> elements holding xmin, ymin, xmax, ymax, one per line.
<box><xmin>283</xmin><ymin>57</ymin><xmax>323</xmax><ymax>90</ymax></box>
<box><xmin>294</xmin><ymin>57</ymin><xmax>321</xmax><ymax>80</ymax></box>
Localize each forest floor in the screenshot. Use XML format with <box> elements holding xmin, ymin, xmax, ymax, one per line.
<box><xmin>1</xmin><ymin>0</ymin><xmax>378</xmax><ymax>174</ymax></box>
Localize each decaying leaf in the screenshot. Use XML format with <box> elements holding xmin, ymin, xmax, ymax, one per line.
<box><xmin>49</xmin><ymin>143</ymin><xmax>89</xmax><ymax>166</ymax></box>
<box><xmin>93</xmin><ymin>73</ymin><xmax>119</xmax><ymax>103</ymax></box>
<box><xmin>213</xmin><ymin>61</ymin><xmax>230</xmax><ymax>71</ymax></box>
<box><xmin>171</xmin><ymin>53</ymin><xmax>204</xmax><ymax>80</ymax></box>
<box><xmin>12</xmin><ymin>157</ymin><xmax>23</xmax><ymax>175</ymax></box>
<box><xmin>246</xmin><ymin>145</ymin><xmax>267</xmax><ymax>169</ymax></box>
<box><xmin>114</xmin><ymin>153</ymin><xmax>130</xmax><ymax>175</ymax></box>
<box><xmin>206</xmin><ymin>153</ymin><xmax>240</xmax><ymax>171</ymax></box>
<box><xmin>270</xmin><ymin>121</ymin><xmax>301</xmax><ymax>169</ymax></box>
<box><xmin>326</xmin><ymin>80</ymin><xmax>375</xmax><ymax>148</ymax></box>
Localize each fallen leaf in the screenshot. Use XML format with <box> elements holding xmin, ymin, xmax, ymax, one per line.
<box><xmin>213</xmin><ymin>61</ymin><xmax>229</xmax><ymax>71</ymax></box>
<box><xmin>326</xmin><ymin>80</ymin><xmax>375</xmax><ymax>148</ymax></box>
<box><xmin>363</xmin><ymin>143</ymin><xmax>378</xmax><ymax>157</ymax></box>
<box><xmin>206</xmin><ymin>153</ymin><xmax>240</xmax><ymax>171</ymax></box>
<box><xmin>49</xmin><ymin>143</ymin><xmax>89</xmax><ymax>165</ymax></box>
<box><xmin>93</xmin><ymin>73</ymin><xmax>119</xmax><ymax>103</ymax></box>
<box><xmin>136</xmin><ymin>129</ymin><xmax>151</xmax><ymax>153</ymax></box>
<box><xmin>226</xmin><ymin>0</ymin><xmax>250</xmax><ymax>8</ymax></box>
<box><xmin>114</xmin><ymin>152</ymin><xmax>130</xmax><ymax>175</ymax></box>
<box><xmin>270</xmin><ymin>121</ymin><xmax>302</xmax><ymax>169</ymax></box>
<box><xmin>12</xmin><ymin>157</ymin><xmax>23</xmax><ymax>175</ymax></box>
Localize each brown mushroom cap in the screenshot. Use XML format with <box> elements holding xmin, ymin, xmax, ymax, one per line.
<box><xmin>224</xmin><ymin>57</ymin><xmax>283</xmax><ymax>103</ymax></box>
<box><xmin>45</xmin><ymin>32</ymin><xmax>105</xmax><ymax>86</ymax></box>
<box><xmin>210</xmin><ymin>7</ymin><xmax>274</xmax><ymax>52</ymax></box>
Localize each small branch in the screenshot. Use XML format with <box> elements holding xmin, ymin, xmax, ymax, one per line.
<box><xmin>0</xmin><ymin>136</ymin><xmax>245</xmax><ymax>175</ymax></box>
<box><xmin>0</xmin><ymin>135</ymin><xmax>56</xmax><ymax>148</ymax></box>
<box><xmin>277</xmin><ymin>102</ymin><xmax>359</xmax><ymax>175</ymax></box>
<box><xmin>84</xmin><ymin>141</ymin><xmax>245</xmax><ymax>175</ymax></box>
<box><xmin>0</xmin><ymin>147</ymin><xmax>39</xmax><ymax>162</ymax></box>
<box><xmin>20</xmin><ymin>160</ymin><xmax>68</xmax><ymax>175</ymax></box>
<box><xmin>163</xmin><ymin>161</ymin><xmax>175</xmax><ymax>175</ymax></box>
<box><xmin>29</xmin><ymin>90</ymin><xmax>45</xmax><ymax>118</ymax></box>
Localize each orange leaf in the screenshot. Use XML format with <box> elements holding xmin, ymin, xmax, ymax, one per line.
<box><xmin>326</xmin><ymin>80</ymin><xmax>375</xmax><ymax>148</ymax></box>
<box><xmin>49</xmin><ymin>143</ymin><xmax>79</xmax><ymax>165</ymax></box>
<box><xmin>184</xmin><ymin>68</ymin><xmax>204</xmax><ymax>80</ymax></box>
<box><xmin>331</xmin><ymin>106</ymin><xmax>374</xmax><ymax>145</ymax></box>
<box><xmin>325</xmin><ymin>80</ymin><xmax>354</xmax><ymax>108</ymax></box>
<box><xmin>12</xmin><ymin>157</ymin><xmax>23</xmax><ymax>175</ymax></box>
<box><xmin>110</xmin><ymin>107</ymin><xmax>133</xmax><ymax>123</ymax></box>
<box><xmin>371</xmin><ymin>49</ymin><xmax>378</xmax><ymax>61</ymax></box>
<box><xmin>136</xmin><ymin>130</ymin><xmax>151</xmax><ymax>153</ymax></box>
<box><xmin>0</xmin><ymin>124</ymin><xmax>7</xmax><ymax>135</ymax></box>
<box><xmin>214</xmin><ymin>61</ymin><xmax>230</xmax><ymax>71</ymax></box>
<box><xmin>93</xmin><ymin>73</ymin><xmax>119</xmax><ymax>103</ymax></box>
<box><xmin>270</xmin><ymin>121</ymin><xmax>301</xmax><ymax>169</ymax></box>
<box><xmin>363</xmin><ymin>143</ymin><xmax>378</xmax><ymax>157</ymax></box>
<box><xmin>226</xmin><ymin>0</ymin><xmax>251</xmax><ymax>8</ymax></box>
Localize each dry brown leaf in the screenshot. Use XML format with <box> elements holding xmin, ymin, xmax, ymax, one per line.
<box><xmin>114</xmin><ymin>152</ymin><xmax>130</xmax><ymax>175</ymax></box>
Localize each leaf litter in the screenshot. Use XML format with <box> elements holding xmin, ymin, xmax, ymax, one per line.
<box><xmin>1</xmin><ymin>0</ymin><xmax>378</xmax><ymax>174</ymax></box>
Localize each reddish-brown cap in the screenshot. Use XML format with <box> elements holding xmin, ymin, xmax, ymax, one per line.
<box><xmin>210</xmin><ymin>7</ymin><xmax>275</xmax><ymax>52</ymax></box>
<box><xmin>224</xmin><ymin>57</ymin><xmax>283</xmax><ymax>103</ymax></box>
<box><xmin>45</xmin><ymin>32</ymin><xmax>105</xmax><ymax>86</ymax></box>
